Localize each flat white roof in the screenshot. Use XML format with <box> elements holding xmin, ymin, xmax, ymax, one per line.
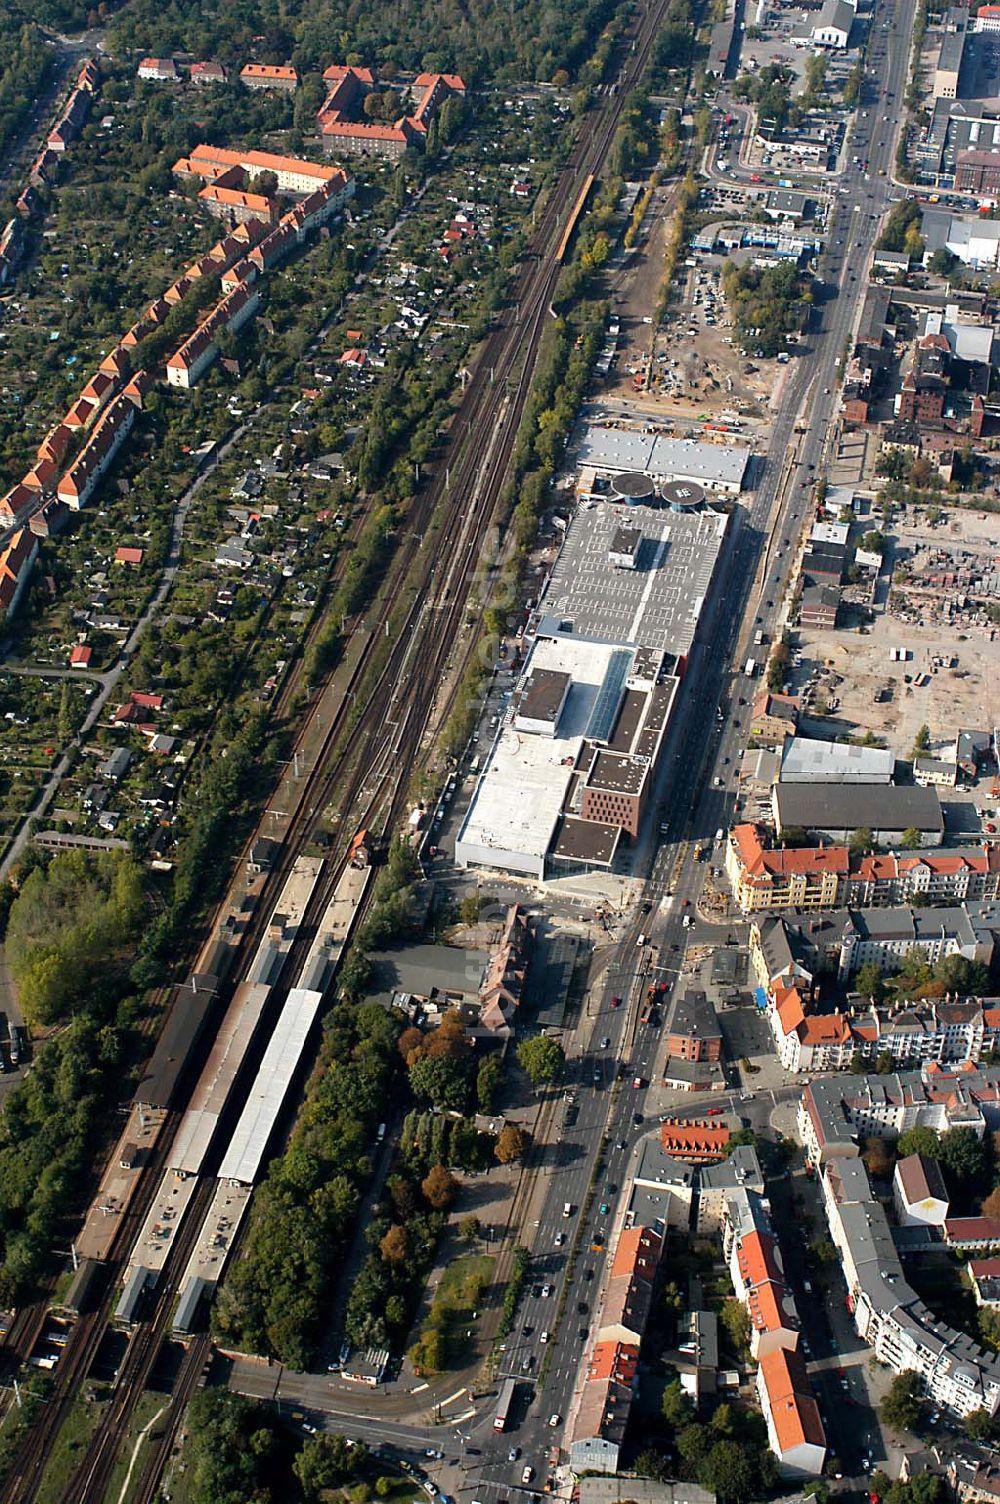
<box><xmin>576</xmin><ymin>425</ymin><xmax>750</xmax><ymax>488</ymax></box>
<box><xmin>456</xmin><ymin>636</ymin><xmax>622</xmax><ymax>867</ymax></box>
<box><xmin>779</xmin><ymin>735</ymin><xmax>894</xmax><ymax>783</ymax></box>
<box><xmin>218</xmin><ymin>986</ymin><xmax>321</xmax><ymax>1184</ymax></box>
<box><xmin>168</xmin><ymin>981</ymin><xmax>272</xmax><ymax>1176</ymax></box>
<box><xmin>810</xmin><ymin>521</ymin><xmax>850</xmax><ymax>546</ymax></box>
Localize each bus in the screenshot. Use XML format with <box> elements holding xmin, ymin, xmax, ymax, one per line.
<box><xmin>494</xmin><ymin>1378</ymin><xmax>517</xmax><ymax>1432</ymax></box>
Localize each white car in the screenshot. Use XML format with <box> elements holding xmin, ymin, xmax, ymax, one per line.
<box><xmin>540</xmin><ymin>1330</ymin><xmax>550</xmax><ymax>1343</ymax></box>
<box><xmin>549</xmin><ymin>1413</ymin><xmax>561</xmax><ymax>1428</ymax></box>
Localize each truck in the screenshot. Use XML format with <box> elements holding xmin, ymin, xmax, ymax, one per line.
<box><xmin>494</xmin><ymin>1378</ymin><xmax>517</xmax><ymax>1432</ymax></box>
<box><xmin>753</xmin><ymin>629</ymin><xmax>766</xmax><ymax>646</ymax></box>
<box><xmin>745</xmin><ymin>657</ymin><xmax>757</xmax><ymax>677</ymax></box>
<box><xmin>563</xmin><ymin>1201</ymin><xmax>573</xmax><ymax>1218</ymax></box>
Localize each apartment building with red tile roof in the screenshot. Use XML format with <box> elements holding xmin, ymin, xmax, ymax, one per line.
<box><xmin>56</xmin><ymin>395</ymin><xmax>135</xmax><ymax>510</ymax></box>
<box><xmin>80</xmin><ymin>369</ymin><xmax>119</xmax><ymax>412</ymax></box>
<box><xmin>727</xmin><ymin>824</ymin><xmax>1000</xmax><ymax>915</ymax></box>
<box><xmin>36</xmin><ymin>423</ymin><xmax>74</xmax><ymax>467</ymax></box>
<box><xmin>198</xmin><ymin>183</ymin><xmax>278</xmax><ymax>225</ymax></box>
<box><xmin>0</xmin><ymin>529</ymin><xmax>38</xmax><ymax>618</ymax></box>
<box><xmin>123</xmin><ymin>370</ymin><xmax>156</xmax><ymax>408</ymax></box>
<box><xmin>175</xmin><ymin>144</ymin><xmax>345</xmax><ymax>197</ymax></box>
<box><xmin>240</xmin><ymin>63</ymin><xmax>298</xmax><ymax>91</ymax></box>
<box><xmin>220</xmin><ymin>258</ymin><xmax>258</xmax><ymax>293</ymax></box>
<box><xmin>658</xmin><ymin>1119</ymin><xmax>731</xmax><ymax>1162</ymax></box>
<box><xmin>138</xmin><ymin>58</ymin><xmax>181</xmax><ymax>82</ymax></box>
<box><xmin>317</xmin><ymin>66</ymin><xmax>465</xmax><ymax>160</ymax></box>
<box><xmin>190</xmin><ymin>61</ymin><xmax>228</xmax><ymax>85</ymax></box>
<box><xmin>571</xmin><ymin>1230</ymin><xmax>660</xmax><ymax>1475</ymax></box>
<box><xmin>0</xmin><ymin>483</ymin><xmax>35</xmax><ymax>524</ymax></box>
<box><xmin>165</xmin><ymin>281</ymin><xmax>261</xmax><ymax>389</ymax></box>
<box><xmin>23</xmin><ymin>456</ymin><xmax>59</xmax><ymax>494</ymax></box>
<box><xmin>99</xmin><ymin>345</ymin><xmax>132</xmax><ymax>380</ymax></box>
<box><xmin>726</xmin><ymin>824</ymin><xmax>849</xmax><ymax>913</ymax></box>
<box><xmin>757</xmin><ymin>1348</ymin><xmax>827</xmax><ymax>1476</ymax></box>
<box><xmin>65</xmin><ymin>396</ymin><xmax>96</xmax><ymax>430</ymax></box>
<box><xmin>945</xmin><ymin>1217</ymin><xmax>1000</xmax><ymax>1252</ymax></box>
<box><xmin>724</xmin><ymin>1187</ymin><xmax>800</xmax><ymax>1359</ymax></box>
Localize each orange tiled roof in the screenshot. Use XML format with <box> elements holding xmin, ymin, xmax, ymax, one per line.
<box><xmin>774</xmin><ymin>985</ymin><xmax>807</xmax><ymax>1034</ymax></box>
<box><xmin>588</xmin><ymin>1341</ymin><xmax>639</xmax><ymax>1383</ymax></box>
<box><xmin>609</xmin><ymin>1225</ymin><xmax>662</xmax><ymax>1281</ymax></box>
<box><xmin>659</xmin><ymin>1121</ymin><xmax>731</xmax><ymax>1160</ymax></box>
<box><xmin>759</xmin><ymin>1348</ymin><xmax>825</xmax><ymax>1452</ymax></box>
<box><xmin>240</xmin><ymin>63</ymin><xmax>298</xmax><ymax>83</ymax></box>
<box><xmin>798</xmin><ymin>1013</ymin><xmax>851</xmax><ymax>1046</ymax></box>
<box><xmin>732</xmin><ymin>824</ymin><xmax>849</xmax><ymax>881</ymax></box>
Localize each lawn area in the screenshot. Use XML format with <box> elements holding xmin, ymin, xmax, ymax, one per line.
<box><xmin>34</xmin><ymin>1389</ymin><xmax>110</xmax><ymax>1504</ymax></box>
<box><xmin>101</xmin><ymin>1389</ymin><xmax>171</xmax><ymax>1504</ymax></box>
<box><xmin>416</xmin><ymin>1251</ymin><xmax>495</xmax><ymax>1371</ymax></box>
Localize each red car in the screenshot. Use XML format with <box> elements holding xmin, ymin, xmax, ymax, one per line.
<box><xmin>705</xmin><ymin>1108</ymin><xmax>723</xmax><ymax>1117</ymax></box>
<box><xmin>611</xmin><ymin>995</ymin><xmax>621</xmax><ymax>1009</ymax></box>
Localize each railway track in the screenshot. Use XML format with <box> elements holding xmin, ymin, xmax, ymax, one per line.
<box><xmin>1</xmin><ymin>5</ymin><xmax>681</xmax><ymax>1495</ymax></box>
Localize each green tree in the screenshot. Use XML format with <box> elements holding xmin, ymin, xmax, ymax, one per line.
<box><xmin>294</xmin><ymin>1434</ymin><xmax>364</xmax><ymax>1501</ymax></box>
<box><xmin>459</xmin><ymin>1214</ymin><xmax>481</xmax><ymax>1242</ymax></box>
<box><xmin>979</xmin><ymin>1304</ymin><xmax>1000</xmax><ymax>1351</ymax></box>
<box><xmin>516</xmin><ymin>1035</ymin><xmax>565</xmax><ymax>1085</ymax></box>
<box><xmin>476</xmin><ymin>1055</ymin><xmax>503</xmax><ymax>1112</ymax></box>
<box><xmin>899</xmin><ymin>827</ymin><xmax>923</xmax><ymax>850</ymax></box>
<box><xmin>849</xmin><ymin>827</ymin><xmax>875</xmax><ymax>855</ymax></box>
<box><xmin>408</xmin><ymin>1054</ymin><xmax>470</xmax><ymax>1111</ymax></box>
<box><xmin>662</xmin><ymin>1378</ymin><xmax>694</xmax><ymax>1428</ymax></box>
<box><xmin>880</xmin><ymin>1370</ymin><xmax>924</xmax><ymax>1431</ymax></box>
<box><xmin>855</xmin><ymin>962</ymin><xmax>887</xmax><ymax>1003</ymax></box>
<box><xmin>939</xmin><ymin>1126</ymin><xmax>990</xmax><ymax>1198</ymax></box>
<box><xmin>897</xmin><ymin>1125</ymin><xmax>941</xmax><ymax>1159</ymax></box>
<box><xmin>698</xmin><ymin>1439</ymin><xmax>755</xmax><ymax>1503</ymax></box>
<box><xmin>719</xmin><ymin>1298</ymin><xmax>750</xmax><ymax>1356</ymax></box>
<box><xmin>634</xmin><ymin>1448</ymin><xmax>671</xmax><ymax>1481</ymax></box>
<box><xmin>966</xmin><ymin>1407</ymin><xmax>995</xmax><ymax>1442</ymax></box>
<box><xmin>459</xmin><ymin>893</ymin><xmax>483</xmax><ymax>925</ymax></box>
<box><xmin>912</xmin><ymin>724</ymin><xmax>931</xmax><ymax>757</ymax></box>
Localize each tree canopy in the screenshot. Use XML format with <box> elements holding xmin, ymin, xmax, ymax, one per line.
<box><xmin>516</xmin><ymin>1035</ymin><xmax>565</xmax><ymax>1084</ymax></box>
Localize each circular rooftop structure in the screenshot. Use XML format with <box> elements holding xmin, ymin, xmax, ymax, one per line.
<box><xmin>611</xmin><ymin>470</ymin><xmax>657</xmax><ymax>503</ymax></box>
<box><xmin>660</xmin><ymin>478</ymin><xmax>706</xmax><ymax>511</ymax></box>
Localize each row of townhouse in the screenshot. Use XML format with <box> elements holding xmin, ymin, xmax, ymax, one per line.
<box><xmin>721</xmin><ymin>1187</ymin><xmax>827</xmax><ymax>1476</ymax></box>
<box><xmin>31</xmin><ymin>56</ymin><xmax>100</xmax><ymax>181</ymax></box>
<box><xmin>750</xmin><ymin>907</ymin><xmax>1000</xmax><ymax>1072</ymax></box>
<box><xmin>727</xmin><ymin>823</ymin><xmax>1000</xmax><ymax>914</ymax></box>
<box><xmin>164</xmin><ymin>169</ymin><xmax>354</xmax><ymax>389</ymax></box>
<box><xmin>0</xmin><ymin>203</ymin><xmax>297</xmax><ymax>614</ymax></box>
<box><xmin>811</xmin><ymin>1096</ymin><xmax>1000</xmax><ymax>1416</ymax></box>
<box><xmin>569</xmin><ymin>1225</ymin><xmax>663</xmax><ymax>1475</ymax></box>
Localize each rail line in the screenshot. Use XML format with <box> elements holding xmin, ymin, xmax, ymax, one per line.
<box><xmin>1</xmin><ymin>4</ymin><xmax>680</xmax><ymax>1495</ymax></box>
